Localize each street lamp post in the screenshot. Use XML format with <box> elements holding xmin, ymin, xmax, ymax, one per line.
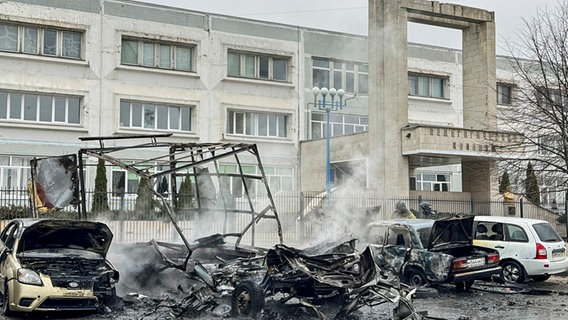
<box><xmin>312</xmin><ymin>86</ymin><xmax>345</xmax><ymax>206</ymax></box>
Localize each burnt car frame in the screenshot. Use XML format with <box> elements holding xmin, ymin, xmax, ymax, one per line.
<box><xmin>363</xmin><ymin>217</ymin><xmax>501</xmax><ymax>290</ymax></box>
<box><xmin>28</xmin><ymin>134</ymin><xmax>284</xmax><ymax>269</ymax></box>
<box><xmin>0</xmin><ymin>219</ymin><xmax>119</xmax><ymax>314</ymax></box>
<box><xmin>230</xmin><ymin>239</ymin><xmax>419</xmax><ymax>319</ymax></box>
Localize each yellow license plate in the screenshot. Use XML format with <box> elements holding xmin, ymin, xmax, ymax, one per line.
<box><xmin>63</xmin><ymin>291</ymin><xmax>85</xmax><ymax>297</ymax></box>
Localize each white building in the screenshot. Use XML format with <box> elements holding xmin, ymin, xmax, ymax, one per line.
<box><xmin>0</xmin><ymin>0</ymin><xmax>521</xmax><ymax>204</ymax></box>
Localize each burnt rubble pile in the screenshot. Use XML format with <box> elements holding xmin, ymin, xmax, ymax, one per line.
<box><xmin>111</xmin><ymin>235</ymin><xmax>429</xmax><ymax>320</ymax></box>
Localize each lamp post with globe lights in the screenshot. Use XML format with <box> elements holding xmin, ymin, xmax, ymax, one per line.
<box><xmin>312</xmin><ymin>86</ymin><xmax>346</xmax><ymax>206</ymax></box>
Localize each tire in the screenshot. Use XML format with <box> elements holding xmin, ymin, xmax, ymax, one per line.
<box><xmin>530</xmin><ymin>274</ymin><xmax>551</xmax><ymax>282</ymax></box>
<box><xmin>103</xmin><ymin>287</ymin><xmax>117</xmax><ymax>306</ymax></box>
<box><xmin>455</xmin><ymin>280</ymin><xmax>475</xmax><ymax>292</ymax></box>
<box><xmin>2</xmin><ymin>282</ymin><xmax>13</xmax><ymax>316</ymax></box>
<box><xmin>500</xmin><ymin>261</ymin><xmax>525</xmax><ymax>283</ymax></box>
<box><xmin>404</xmin><ymin>267</ymin><xmax>428</xmax><ymax>287</ymax></box>
<box><xmin>231</xmin><ymin>280</ymin><xmax>265</xmax><ymax>318</ymax></box>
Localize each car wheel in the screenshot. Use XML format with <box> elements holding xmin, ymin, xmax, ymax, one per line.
<box><xmin>530</xmin><ymin>274</ymin><xmax>551</xmax><ymax>282</ymax></box>
<box><xmin>501</xmin><ymin>261</ymin><xmax>525</xmax><ymax>283</ymax></box>
<box><xmin>103</xmin><ymin>287</ymin><xmax>117</xmax><ymax>306</ymax></box>
<box><xmin>404</xmin><ymin>267</ymin><xmax>428</xmax><ymax>287</ymax></box>
<box><xmin>2</xmin><ymin>282</ymin><xmax>13</xmax><ymax>316</ymax></box>
<box><xmin>231</xmin><ymin>280</ymin><xmax>264</xmax><ymax>318</ymax></box>
<box><xmin>455</xmin><ymin>280</ymin><xmax>475</xmax><ymax>292</ymax></box>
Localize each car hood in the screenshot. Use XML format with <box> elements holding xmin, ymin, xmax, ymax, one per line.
<box><xmin>428</xmin><ymin>216</ymin><xmax>474</xmax><ymax>250</ymax></box>
<box><xmin>18</xmin><ymin>220</ymin><xmax>113</xmax><ymax>257</ymax></box>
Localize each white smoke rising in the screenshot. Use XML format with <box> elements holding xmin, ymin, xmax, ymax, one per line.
<box><xmin>301</xmin><ymin>157</ymin><xmax>379</xmax><ymax>247</ymax></box>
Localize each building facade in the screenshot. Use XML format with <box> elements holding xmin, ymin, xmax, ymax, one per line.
<box><xmin>0</xmin><ymin>0</ymin><xmax>522</xmax><ymax>204</ymax></box>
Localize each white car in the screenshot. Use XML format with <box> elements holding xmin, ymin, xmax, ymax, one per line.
<box><xmin>473</xmin><ymin>216</ymin><xmax>568</xmax><ymax>283</ymax></box>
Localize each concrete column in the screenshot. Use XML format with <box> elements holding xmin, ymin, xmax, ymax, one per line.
<box><xmin>368</xmin><ymin>0</ymin><xmax>410</xmax><ymax>198</ymax></box>
<box><xmin>462</xmin><ymin>21</ymin><xmax>497</xmax><ymax>129</ymax></box>
<box><xmin>461</xmin><ymin>20</ymin><xmax>498</xmax><ymax>204</ymax></box>
<box><xmin>462</xmin><ymin>160</ymin><xmax>499</xmax><ymax>212</ymax></box>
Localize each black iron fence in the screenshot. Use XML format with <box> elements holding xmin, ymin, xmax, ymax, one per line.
<box><xmin>1</xmin><ymin>188</ymin><xmax>566</xmax><ymax>243</ymax></box>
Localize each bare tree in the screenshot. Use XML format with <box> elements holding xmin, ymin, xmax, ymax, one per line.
<box><xmin>498</xmin><ymin>0</ymin><xmax>568</xmax><ymax>203</ymax></box>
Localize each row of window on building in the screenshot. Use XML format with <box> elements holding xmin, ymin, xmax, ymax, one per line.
<box><xmin>0</xmin><ymin>154</ymin><xmax>458</xmax><ymax>196</ymax></box>
<box><xmin>0</xmin><ymin>155</ymin><xmax>293</xmax><ymax>198</ymax></box>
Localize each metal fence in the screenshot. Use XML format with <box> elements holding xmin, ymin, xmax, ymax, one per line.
<box><xmin>1</xmin><ymin>188</ymin><xmax>566</xmax><ymax>245</ymax></box>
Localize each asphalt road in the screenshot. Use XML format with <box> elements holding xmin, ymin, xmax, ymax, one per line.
<box><xmin>1</xmin><ymin>271</ymin><xmax>567</xmax><ymax>320</ymax></box>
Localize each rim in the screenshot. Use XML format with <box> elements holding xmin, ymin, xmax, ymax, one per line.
<box><xmin>503</xmin><ymin>264</ymin><xmax>521</xmax><ymax>282</ymax></box>
<box><xmin>235</xmin><ymin>289</ymin><xmax>251</xmax><ymax>314</ymax></box>
<box><xmin>410</xmin><ymin>273</ymin><xmax>425</xmax><ymax>286</ymax></box>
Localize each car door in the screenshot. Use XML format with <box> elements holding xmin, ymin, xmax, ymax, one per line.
<box><xmin>0</xmin><ymin>222</ymin><xmax>17</xmax><ymax>286</ymax></box>
<box><xmin>473</xmin><ymin>221</ymin><xmax>510</xmax><ymax>257</ymax></box>
<box><xmin>501</xmin><ymin>223</ymin><xmax>532</xmax><ymax>260</ymax></box>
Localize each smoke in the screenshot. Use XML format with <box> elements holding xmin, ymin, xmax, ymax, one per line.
<box><xmin>107</xmin><ymin>241</ymin><xmax>195</xmax><ymax>297</ymax></box>
<box><xmin>301</xmin><ymin>157</ymin><xmax>377</xmax><ymax>246</ymax></box>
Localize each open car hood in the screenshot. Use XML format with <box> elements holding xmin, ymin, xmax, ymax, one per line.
<box><xmin>428</xmin><ymin>216</ymin><xmax>474</xmax><ymax>250</ymax></box>
<box><xmin>19</xmin><ymin>220</ymin><xmax>113</xmax><ymax>257</ymax></box>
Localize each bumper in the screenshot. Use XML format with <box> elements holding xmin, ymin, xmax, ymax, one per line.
<box><xmin>522</xmin><ymin>258</ymin><xmax>568</xmax><ymax>276</ymax></box>
<box><xmin>450</xmin><ymin>266</ymin><xmax>502</xmax><ymax>283</ymax></box>
<box><xmin>8</xmin><ymin>280</ymin><xmax>101</xmax><ymax>313</ymax></box>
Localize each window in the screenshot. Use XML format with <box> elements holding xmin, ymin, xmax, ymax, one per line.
<box><xmin>506</xmin><ymin>224</ymin><xmax>528</xmax><ymax>242</ymax></box>
<box><xmin>311</xmin><ymin>112</ymin><xmax>368</xmax><ymax>139</ymax></box>
<box><xmin>120</xmin><ymin>100</ymin><xmax>193</xmax><ymax>132</ymax></box>
<box><xmin>408</xmin><ymin>73</ymin><xmax>447</xmax><ymax>98</ymax></box>
<box><xmin>415</xmin><ymin>173</ymin><xmax>450</xmax><ymax>192</ymax></box>
<box><xmin>497</xmin><ymin>83</ymin><xmax>513</xmax><ymax>105</ymax></box>
<box><xmin>109</xmin><ymin>163</ymin><xmax>171</xmax><ymax>198</ymax></box>
<box><xmin>227</xmin><ymin>50</ymin><xmax>289</xmax><ymax>81</ymax></box>
<box><xmin>121</xmin><ymin>38</ymin><xmax>194</xmax><ymax>72</ymax></box>
<box><xmin>0</xmin><ymin>90</ymin><xmax>81</xmax><ymax>124</ymax></box>
<box><xmin>0</xmin><ymin>155</ymin><xmax>31</xmax><ymax>189</ymax></box>
<box><xmin>536</xmin><ymin>87</ymin><xmax>564</xmax><ymax>109</ymax></box>
<box><xmin>312</xmin><ymin>58</ymin><xmax>368</xmax><ymax>94</ymax></box>
<box><xmin>226</xmin><ymin>110</ymin><xmax>287</xmax><ymax>138</ymax></box>
<box><xmin>219</xmin><ymin>164</ymin><xmax>293</xmax><ymax>196</ymax></box>
<box><xmin>538</xmin><ymin>134</ymin><xmax>561</xmax><ymax>156</ymax></box>
<box><xmin>0</xmin><ymin>22</ymin><xmax>82</xmax><ymax>59</ymax></box>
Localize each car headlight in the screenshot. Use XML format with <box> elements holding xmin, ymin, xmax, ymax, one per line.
<box><xmin>17</xmin><ymin>268</ymin><xmax>43</xmax><ymax>286</ymax></box>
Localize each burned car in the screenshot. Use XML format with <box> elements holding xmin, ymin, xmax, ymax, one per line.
<box><xmin>0</xmin><ymin>219</ymin><xmax>119</xmax><ymax>315</ymax></box>
<box><xmin>363</xmin><ymin>216</ymin><xmax>501</xmax><ymax>290</ymax></box>
<box><xmin>230</xmin><ymin>240</ymin><xmax>417</xmax><ymax>319</ymax></box>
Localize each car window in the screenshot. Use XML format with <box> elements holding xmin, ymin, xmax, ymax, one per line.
<box><xmin>415</xmin><ymin>227</ymin><xmax>431</xmax><ymax>248</ymax></box>
<box><xmin>533</xmin><ymin>222</ymin><xmax>563</xmax><ymax>242</ymax></box>
<box><xmin>474</xmin><ymin>222</ymin><xmax>505</xmax><ymax>240</ymax></box>
<box><xmin>386</xmin><ymin>227</ymin><xmax>411</xmax><ymax>248</ymax></box>
<box><xmin>0</xmin><ymin>223</ymin><xmax>17</xmax><ymax>250</ymax></box>
<box><xmin>505</xmin><ymin>224</ymin><xmax>528</xmax><ymax>242</ymax></box>
<box><xmin>474</xmin><ymin>222</ymin><xmax>490</xmax><ymax>240</ymax></box>
<box><xmin>0</xmin><ymin>223</ymin><xmax>15</xmax><ymax>244</ymax></box>
<box><xmin>366</xmin><ymin>226</ymin><xmax>386</xmax><ymax>245</ymax></box>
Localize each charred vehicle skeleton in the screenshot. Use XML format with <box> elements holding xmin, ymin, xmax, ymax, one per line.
<box><xmin>229</xmin><ymin>239</ymin><xmax>428</xmax><ymax>319</ymax></box>
<box><xmin>364</xmin><ymin>217</ymin><xmax>501</xmax><ymax>290</ymax></box>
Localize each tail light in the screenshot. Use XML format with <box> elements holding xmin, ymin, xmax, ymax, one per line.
<box><xmin>535</xmin><ymin>243</ymin><xmax>547</xmax><ymax>259</ymax></box>
<box><xmin>487</xmin><ymin>253</ymin><xmax>500</xmax><ymax>264</ymax></box>
<box><xmin>452</xmin><ymin>258</ymin><xmax>468</xmax><ymax>269</ymax></box>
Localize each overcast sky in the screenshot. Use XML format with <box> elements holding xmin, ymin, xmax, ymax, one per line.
<box><xmin>142</xmin><ymin>0</ymin><xmax>557</xmax><ymax>55</ymax></box>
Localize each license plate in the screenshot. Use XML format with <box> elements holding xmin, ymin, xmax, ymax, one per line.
<box><xmin>552</xmin><ymin>250</ymin><xmax>565</xmax><ymax>261</ymax></box>
<box><xmin>63</xmin><ymin>291</ymin><xmax>85</xmax><ymax>297</ymax></box>
<box><xmin>467</xmin><ymin>258</ymin><xmax>485</xmax><ymax>268</ymax></box>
